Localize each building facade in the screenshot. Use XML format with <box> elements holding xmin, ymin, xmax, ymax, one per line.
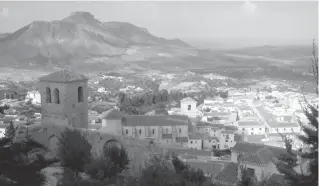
<box><xmin>39</xmin><ymin>69</ymin><xmax>89</xmax><ymax>129</ymax></box>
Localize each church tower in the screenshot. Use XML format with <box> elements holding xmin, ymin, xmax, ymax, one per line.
<box><xmin>39</xmin><ymin>69</ymin><xmax>89</xmax><ymax>129</ymax></box>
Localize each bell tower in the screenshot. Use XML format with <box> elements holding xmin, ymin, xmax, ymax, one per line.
<box><xmin>39</xmin><ymin>69</ymin><xmax>89</xmax><ymax>129</ymax></box>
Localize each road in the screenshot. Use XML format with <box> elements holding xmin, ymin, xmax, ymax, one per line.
<box><xmin>251</xmin><ymin>105</ymin><xmax>271</xmax><ymax>132</ymax></box>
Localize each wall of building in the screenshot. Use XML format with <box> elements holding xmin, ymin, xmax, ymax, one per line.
<box><xmin>219</xmin><ymin>133</ymin><xmax>235</xmax><ymax>150</ymax></box>
<box><xmin>40</xmin><ymin>80</ymin><xmax>88</xmax><ymax>129</ymax></box>
<box><xmin>238</xmin><ymin>127</ymin><xmax>266</xmax><ymax>135</ymax></box>
<box><xmin>188</xmin><ymin>139</ymin><xmax>202</xmax><ymax>150</ymax></box>
<box><xmin>101</xmin><ymin>119</ymin><xmax>122</xmax><ymax>135</ymax></box>
<box><xmin>181</xmin><ymin>101</ymin><xmax>197</xmax><ymax>113</ymax></box>
<box><xmin>203</xmin><ymin>139</ymin><xmax>219</xmax><ymax>149</ymax></box>
<box><xmin>269</xmin><ymin>126</ymin><xmax>300</xmax><ymax>134</ymax></box>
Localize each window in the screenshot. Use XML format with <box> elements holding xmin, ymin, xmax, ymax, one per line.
<box><xmin>242</xmin><ymin>128</ymin><xmax>245</xmax><ymax>131</ymax></box>
<box><xmin>166</xmin><ymin>128</ymin><xmax>169</xmax><ymax>134</ymax></box>
<box><xmin>53</xmin><ymin>88</ymin><xmax>60</xmax><ymax>104</ymax></box>
<box><xmin>209</xmin><ymin>140</ymin><xmax>211</xmax><ymax>142</ymax></box>
<box><xmin>206</xmin><ymin>129</ymin><xmax>208</xmax><ymax>131</ymax></box>
<box><xmin>46</xmin><ymin>87</ymin><xmax>51</xmax><ymax>103</ymax></box>
<box><xmin>195</xmin><ymin>141</ymin><xmax>197</xmax><ymax>144</ymax></box>
<box><xmin>152</xmin><ymin>129</ymin><xmax>155</xmax><ymax>134</ymax></box>
<box><xmin>139</xmin><ymin>129</ymin><xmax>142</xmax><ymax>134</ymax></box>
<box><xmin>247</xmin><ymin>168</ymin><xmax>255</xmax><ymax>177</ymax></box>
<box><xmin>179</xmin><ymin>128</ymin><xmax>182</xmax><ymax>133</ymax></box>
<box><xmin>125</xmin><ymin>129</ymin><xmax>128</xmax><ymax>134</ymax></box>
<box><xmin>284</xmin><ymin>128</ymin><xmax>286</xmax><ymax>131</ymax></box>
<box><xmin>251</xmin><ymin>132</ymin><xmax>254</xmax><ymax>135</ymax></box>
<box><xmin>226</xmin><ymin>140</ymin><xmax>229</xmax><ymax>142</ymax></box>
<box><xmin>191</xmin><ymin>141</ymin><xmax>193</xmax><ymax>144</ymax></box>
<box><xmin>251</xmin><ymin>128</ymin><xmax>254</xmax><ymax>130</ymax></box>
<box><xmin>259</xmin><ymin>128</ymin><xmax>262</xmax><ymax>130</ymax></box>
<box><xmin>226</xmin><ymin>134</ymin><xmax>229</xmax><ymax>139</ymax></box>
<box><xmin>78</xmin><ymin>86</ymin><xmax>83</xmax><ymax>103</ymax></box>
<box><xmin>188</xmin><ymin>105</ymin><xmax>191</xmax><ymax>110</ymax></box>
<box><xmin>291</xmin><ymin>128</ymin><xmax>294</xmax><ymax>132</ymax></box>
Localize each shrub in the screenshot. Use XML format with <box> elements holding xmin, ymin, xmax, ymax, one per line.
<box><xmin>4</xmin><ymin>121</ymin><xmax>17</xmax><ymax>141</ymax></box>
<box><xmin>103</xmin><ymin>143</ymin><xmax>130</xmax><ymax>176</ymax></box>
<box><xmin>58</xmin><ymin>168</ymin><xmax>103</xmax><ymax>186</ymax></box>
<box><xmin>58</xmin><ymin>127</ymin><xmax>92</xmax><ymax>172</ymax></box>
<box><xmin>84</xmin><ymin>156</ymin><xmax>115</xmax><ymax>181</ymax></box>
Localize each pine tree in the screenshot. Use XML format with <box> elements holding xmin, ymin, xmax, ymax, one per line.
<box><xmin>4</xmin><ymin>121</ymin><xmax>16</xmax><ymax>141</ymax></box>
<box><xmin>276</xmin><ymin>39</ymin><xmax>318</xmax><ymax>186</ymax></box>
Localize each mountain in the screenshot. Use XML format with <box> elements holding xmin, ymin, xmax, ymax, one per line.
<box><xmin>0</xmin><ymin>11</ymin><xmax>191</xmax><ymax>68</ymax></box>
<box><xmin>223</xmin><ymin>45</ymin><xmax>312</xmax><ymax>60</ymax></box>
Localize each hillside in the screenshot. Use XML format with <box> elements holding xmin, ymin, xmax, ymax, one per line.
<box><xmin>0</xmin><ymin>11</ymin><xmax>191</xmax><ymax>68</ymax></box>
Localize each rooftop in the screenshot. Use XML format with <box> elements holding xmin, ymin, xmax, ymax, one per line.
<box><xmin>122</xmin><ymin>115</ymin><xmax>190</xmax><ymax>127</ymax></box>
<box><xmin>180</xmin><ymin>97</ymin><xmax>197</xmax><ymax>103</ymax></box>
<box><xmin>213</xmin><ymin>162</ymin><xmax>238</xmax><ymax>186</ymax></box>
<box><xmin>103</xmin><ymin>109</ymin><xmax>122</xmax><ymax>120</ymax></box>
<box><xmin>38</xmin><ymin>69</ymin><xmax>88</xmax><ymax>83</ymax></box>
<box><xmin>238</xmin><ymin>121</ymin><xmax>264</xmax><ymax>127</ymax></box>
<box><xmin>232</xmin><ymin>142</ymin><xmax>289</xmax><ymax>166</ymax></box>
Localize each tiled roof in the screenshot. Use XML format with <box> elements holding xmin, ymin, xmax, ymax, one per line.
<box><xmin>204</xmin><ymin>112</ymin><xmax>229</xmax><ymax>117</ymax></box>
<box><xmin>221</xmin><ymin>130</ymin><xmax>235</xmax><ymax>134</ymax></box>
<box><xmin>189</xmin><ymin>134</ymin><xmax>203</xmax><ymax>140</ymax></box>
<box><xmin>233</xmin><ymin>142</ymin><xmax>287</xmax><ymax>166</ymax></box>
<box><xmin>270</xmin><ymin>122</ymin><xmax>299</xmax><ymax>128</ymax></box>
<box><xmin>38</xmin><ymin>69</ymin><xmax>88</xmax><ymax>83</ymax></box>
<box><xmin>122</xmin><ymin>115</ymin><xmax>189</xmax><ymax>127</ymax></box>
<box><xmin>176</xmin><ymin>136</ymin><xmax>189</xmax><ymax>143</ymax></box>
<box><xmin>180</xmin><ymin>97</ymin><xmax>197</xmax><ymax>103</ymax></box>
<box><xmin>204</xmin><ymin>136</ymin><xmax>219</xmax><ymax>142</ymax></box>
<box><xmin>225</xmin><ymin>125</ymin><xmax>238</xmax><ymax>131</ymax></box>
<box><xmin>238</xmin><ymin>121</ymin><xmax>264</xmax><ymax>127</ymax></box>
<box><xmin>213</xmin><ymin>162</ymin><xmax>238</xmax><ymax>185</ymax></box>
<box><xmin>103</xmin><ymin>109</ymin><xmax>122</xmax><ymax>120</ymax></box>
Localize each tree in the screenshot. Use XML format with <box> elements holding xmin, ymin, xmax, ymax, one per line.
<box><xmin>276</xmin><ymin>39</ymin><xmax>318</xmax><ymax>186</ymax></box>
<box><xmin>4</xmin><ymin>121</ymin><xmax>16</xmax><ymax>141</ymax></box>
<box><xmin>58</xmin><ymin>128</ymin><xmax>92</xmax><ymax>173</ymax></box>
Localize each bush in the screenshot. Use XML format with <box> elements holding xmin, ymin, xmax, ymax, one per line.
<box><xmin>4</xmin><ymin>121</ymin><xmax>17</xmax><ymax>141</ymax></box>
<box><xmin>103</xmin><ymin>143</ymin><xmax>130</xmax><ymax>176</ymax></box>
<box><xmin>58</xmin><ymin>128</ymin><xmax>92</xmax><ymax>172</ymax></box>
<box><xmin>84</xmin><ymin>156</ymin><xmax>115</xmax><ymax>181</ymax></box>
<box><xmin>84</xmin><ymin>142</ymin><xmax>130</xmax><ymax>183</ymax></box>
<box><xmin>58</xmin><ymin>168</ymin><xmax>103</xmax><ymax>186</ymax></box>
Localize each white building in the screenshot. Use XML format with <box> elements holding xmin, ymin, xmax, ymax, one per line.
<box><xmin>26</xmin><ymin>91</ymin><xmax>41</xmax><ymax>104</ymax></box>
<box><xmin>0</xmin><ymin>123</ymin><xmax>6</xmax><ymax>138</ymax></box>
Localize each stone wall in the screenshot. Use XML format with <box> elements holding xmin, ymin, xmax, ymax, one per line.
<box><xmin>14</xmin><ymin>123</ymin><xmax>164</xmax><ymax>175</ymax></box>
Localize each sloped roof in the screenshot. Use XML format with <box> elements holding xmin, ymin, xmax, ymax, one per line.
<box><xmin>103</xmin><ymin>109</ymin><xmax>122</xmax><ymax>120</ymax></box>
<box><xmin>213</xmin><ymin>162</ymin><xmax>238</xmax><ymax>186</ymax></box>
<box><xmin>38</xmin><ymin>69</ymin><xmax>88</xmax><ymax>83</ymax></box>
<box><xmin>180</xmin><ymin>97</ymin><xmax>197</xmax><ymax>103</ymax></box>
<box><xmin>233</xmin><ymin>142</ymin><xmax>288</xmax><ymax>166</ymax></box>
<box><xmin>204</xmin><ymin>136</ymin><xmax>219</xmax><ymax>142</ymax></box>
<box><xmin>176</xmin><ymin>136</ymin><xmax>189</xmax><ymax>143</ymax></box>
<box><xmin>122</xmin><ymin>115</ymin><xmax>189</xmax><ymax>127</ymax></box>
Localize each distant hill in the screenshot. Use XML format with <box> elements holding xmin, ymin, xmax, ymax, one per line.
<box><xmin>223</xmin><ymin>45</ymin><xmax>313</xmax><ymax>60</ymax></box>
<box><xmin>0</xmin><ymin>11</ymin><xmax>191</xmax><ymax>68</ymax></box>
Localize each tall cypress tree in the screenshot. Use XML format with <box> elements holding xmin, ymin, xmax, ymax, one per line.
<box><xmin>276</xmin><ymin>39</ymin><xmax>318</xmax><ymax>186</ymax></box>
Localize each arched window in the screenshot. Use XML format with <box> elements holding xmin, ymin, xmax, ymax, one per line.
<box><xmin>53</xmin><ymin>88</ymin><xmax>60</xmax><ymax>104</ymax></box>
<box><xmin>78</xmin><ymin>86</ymin><xmax>83</xmax><ymax>103</ymax></box>
<box><xmin>188</xmin><ymin>105</ymin><xmax>191</xmax><ymax>110</ymax></box>
<box><xmin>46</xmin><ymin>87</ymin><xmax>51</xmax><ymax>103</ymax></box>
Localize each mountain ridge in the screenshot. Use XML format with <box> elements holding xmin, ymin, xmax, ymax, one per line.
<box><xmin>0</xmin><ymin>11</ymin><xmax>192</xmax><ymax>68</ymax></box>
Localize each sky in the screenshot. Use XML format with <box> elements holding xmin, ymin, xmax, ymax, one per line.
<box><xmin>0</xmin><ymin>1</ymin><xmax>318</xmax><ymax>47</ymax></box>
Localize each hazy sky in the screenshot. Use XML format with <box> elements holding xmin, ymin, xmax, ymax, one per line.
<box><xmin>0</xmin><ymin>1</ymin><xmax>317</xmax><ymax>46</ymax></box>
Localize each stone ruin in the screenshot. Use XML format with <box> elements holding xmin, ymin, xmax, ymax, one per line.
<box><xmin>14</xmin><ymin>123</ymin><xmax>165</xmax><ymax>175</ymax></box>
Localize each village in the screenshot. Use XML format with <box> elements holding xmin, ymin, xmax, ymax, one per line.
<box><xmin>0</xmin><ymin>69</ymin><xmax>315</xmax><ymax>185</ymax></box>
